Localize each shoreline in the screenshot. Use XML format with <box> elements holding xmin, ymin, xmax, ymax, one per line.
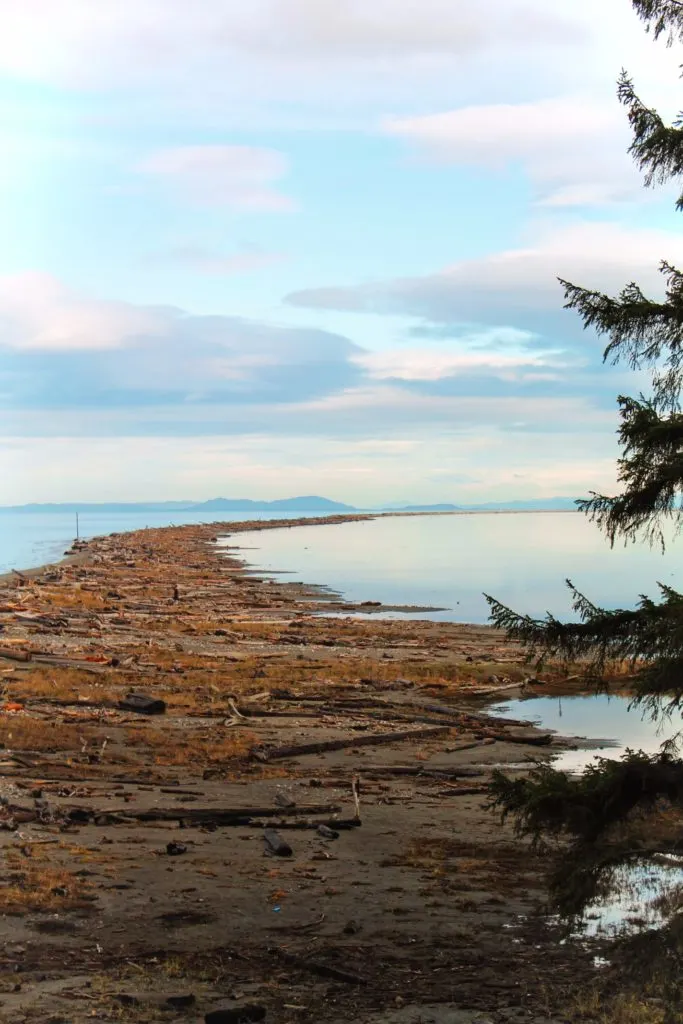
<box><xmin>0</xmin><ymin>506</ymin><xmax>579</xmax><ymax>581</ymax></box>
<box><xmin>0</xmin><ymin>518</ymin><xmax>604</xmax><ymax>1024</ymax></box>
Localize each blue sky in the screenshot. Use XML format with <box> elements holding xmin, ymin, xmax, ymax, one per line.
<box><xmin>1</xmin><ymin>0</ymin><xmax>682</xmax><ymax>505</ymax></box>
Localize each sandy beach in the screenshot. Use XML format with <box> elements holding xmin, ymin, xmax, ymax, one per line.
<box><xmin>0</xmin><ymin>516</ymin><xmax>603</xmax><ymax>1023</ymax></box>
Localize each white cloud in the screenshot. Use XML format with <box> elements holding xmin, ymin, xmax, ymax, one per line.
<box><xmin>137</xmin><ymin>146</ymin><xmax>293</xmax><ymax>210</ymax></box>
<box><xmin>286</xmin><ymin>221</ymin><xmax>683</xmax><ymax>328</ymax></box>
<box><xmin>0</xmin><ymin>1</ymin><xmax>583</xmax><ymax>84</ymax></box>
<box><xmin>0</xmin><ymin>273</ymin><xmax>168</xmax><ymax>351</ymax></box>
<box><xmin>354</xmin><ymin>347</ymin><xmax>554</xmax><ymax>381</ymax></box>
<box><xmin>384</xmin><ymin>97</ymin><xmax>639</xmax><ymax>207</ymax></box>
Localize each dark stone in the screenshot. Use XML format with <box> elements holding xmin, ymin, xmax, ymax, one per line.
<box><xmin>166</xmin><ymin>993</ymin><xmax>196</xmax><ymax>1010</ymax></box>
<box><xmin>205</xmin><ymin>1006</ymin><xmax>266</xmax><ymax>1024</ymax></box>
<box><xmin>166</xmin><ymin>842</ymin><xmax>187</xmax><ymax>856</ymax></box>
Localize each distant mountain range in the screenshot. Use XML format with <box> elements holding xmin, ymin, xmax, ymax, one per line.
<box><xmin>0</xmin><ymin>495</ymin><xmax>580</xmax><ymax>514</ymax></box>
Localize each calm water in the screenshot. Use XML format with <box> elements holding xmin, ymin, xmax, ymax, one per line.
<box><xmin>489</xmin><ymin>694</ymin><xmax>683</xmax><ymax>771</ymax></box>
<box><xmin>0</xmin><ymin>509</ymin><xmax>337</xmax><ymax>575</ymax></box>
<box><xmin>576</xmin><ymin>856</ymin><xmax>683</xmax><ymax>938</ymax></box>
<box><xmin>232</xmin><ymin>512</ymin><xmax>683</xmax><ymax>624</ymax></box>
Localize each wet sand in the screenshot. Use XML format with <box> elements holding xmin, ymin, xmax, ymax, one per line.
<box><xmin>0</xmin><ymin>517</ymin><xmax>601</xmax><ymax>1023</ymax></box>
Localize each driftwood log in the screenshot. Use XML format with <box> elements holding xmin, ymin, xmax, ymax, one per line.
<box><xmin>252</xmin><ymin>725</ymin><xmax>451</xmax><ymax>762</ymax></box>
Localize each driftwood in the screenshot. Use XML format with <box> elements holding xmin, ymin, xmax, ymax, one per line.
<box><xmin>435</xmin><ymin>786</ymin><xmax>488</xmax><ymax>796</ymax></box>
<box><xmin>357</xmin><ymin>764</ymin><xmax>485</xmax><ymax>779</ymax></box>
<box><xmin>76</xmin><ymin>803</ymin><xmax>342</xmax><ymax>824</ymax></box>
<box><xmin>118</xmin><ymin>693</ymin><xmax>167</xmax><ymax>715</ymax></box>
<box><xmin>252</xmin><ymin>725</ymin><xmax>450</xmax><ymax>762</ymax></box>
<box><xmin>272</xmin><ymin>947</ymin><xmax>367</xmax><ymax>986</ymax></box>
<box><xmin>492</xmin><ymin>729</ymin><xmax>553</xmax><ymax>747</ymax></box>
<box><xmin>205</xmin><ymin>1006</ymin><xmax>266</xmax><ymax>1024</ymax></box>
<box><xmin>0</xmin><ymin>649</ymin><xmax>31</xmax><ymax>662</ymax></box>
<box><xmin>249</xmin><ymin>817</ymin><xmax>360</xmax><ymax>831</ymax></box>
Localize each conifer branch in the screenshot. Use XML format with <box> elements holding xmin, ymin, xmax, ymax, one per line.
<box><xmin>632</xmin><ymin>0</ymin><xmax>683</xmax><ymax>42</ymax></box>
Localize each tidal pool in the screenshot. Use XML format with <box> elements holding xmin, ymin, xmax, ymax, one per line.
<box><xmin>488</xmin><ymin>693</ymin><xmax>683</xmax><ymax>772</ymax></box>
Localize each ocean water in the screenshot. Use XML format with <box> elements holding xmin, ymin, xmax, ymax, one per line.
<box><xmin>231</xmin><ymin>511</ymin><xmax>683</xmax><ymax>624</ymax></box>
<box><xmin>0</xmin><ymin>509</ymin><xmax>335</xmax><ymax>576</ymax></box>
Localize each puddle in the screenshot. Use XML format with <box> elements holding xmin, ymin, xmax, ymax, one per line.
<box><xmin>574</xmin><ymin>855</ymin><xmax>683</xmax><ymax>938</ymax></box>
<box><xmin>487</xmin><ymin>695</ymin><xmax>683</xmax><ymax>938</ymax></box>
<box><xmin>488</xmin><ymin>693</ymin><xmax>683</xmax><ymax>772</ymax></box>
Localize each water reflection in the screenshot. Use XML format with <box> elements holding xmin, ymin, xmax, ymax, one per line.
<box><xmin>576</xmin><ymin>856</ymin><xmax>683</xmax><ymax>937</ymax></box>
<box><xmin>235</xmin><ymin>512</ymin><xmax>683</xmax><ymax>624</ymax></box>
<box><xmin>488</xmin><ymin>694</ymin><xmax>683</xmax><ymax>772</ymax></box>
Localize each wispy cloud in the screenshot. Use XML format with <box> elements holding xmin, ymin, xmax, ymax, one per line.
<box><xmin>383</xmin><ymin>97</ymin><xmax>640</xmax><ymax>207</ymax></box>
<box><xmin>137</xmin><ymin>145</ymin><xmax>295</xmax><ymax>210</ymax></box>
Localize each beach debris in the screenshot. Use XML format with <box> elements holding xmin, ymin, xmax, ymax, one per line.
<box><xmin>205</xmin><ymin>1005</ymin><xmax>266</xmax><ymax>1024</ymax></box>
<box><xmin>166</xmin><ymin>841</ymin><xmax>187</xmax><ymax>856</ymax></box>
<box><xmin>351</xmin><ymin>774</ymin><xmax>361</xmax><ymax>820</ymax></box>
<box><xmin>316</xmin><ymin>824</ymin><xmax>339</xmax><ymax>840</ymax></box>
<box><xmin>264</xmin><ymin>829</ymin><xmax>293</xmax><ymax>857</ymax></box>
<box><xmin>0</xmin><ymin>649</ymin><xmax>31</xmax><ymax>663</ymax></box>
<box><xmin>274</xmin><ymin>791</ymin><xmax>296</xmax><ymax>809</ymax></box>
<box><xmin>251</xmin><ymin>725</ymin><xmax>451</xmax><ymax>762</ymax></box>
<box><xmin>272</xmin><ymin>948</ymin><xmax>367</xmax><ymax>986</ymax></box>
<box><xmin>118</xmin><ymin>693</ymin><xmax>167</xmax><ymax>715</ymax></box>
<box><xmin>72</xmin><ymin>803</ymin><xmax>341</xmax><ymax>826</ymax></box>
<box><xmin>498</xmin><ymin>729</ymin><xmax>553</xmax><ymax>746</ymax></box>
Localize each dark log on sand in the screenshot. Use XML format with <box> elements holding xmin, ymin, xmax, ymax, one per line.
<box><xmin>252</xmin><ymin>725</ymin><xmax>450</xmax><ymax>762</ymax></box>
<box><xmin>272</xmin><ymin>947</ymin><xmax>367</xmax><ymax>986</ymax></box>
<box><xmin>73</xmin><ymin>803</ymin><xmax>341</xmax><ymax>825</ymax></box>
<box><xmin>263</xmin><ymin>829</ymin><xmax>293</xmax><ymax>857</ymax></box>
<box><xmin>356</xmin><ymin>764</ymin><xmax>485</xmax><ymax>779</ymax></box>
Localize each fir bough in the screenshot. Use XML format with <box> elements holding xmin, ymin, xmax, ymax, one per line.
<box><xmin>487</xmin><ymin>0</ymin><xmax>683</xmax><ymax>916</ymax></box>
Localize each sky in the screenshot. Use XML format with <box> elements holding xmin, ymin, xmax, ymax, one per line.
<box><xmin>1</xmin><ymin>0</ymin><xmax>682</xmax><ymax>506</ymax></box>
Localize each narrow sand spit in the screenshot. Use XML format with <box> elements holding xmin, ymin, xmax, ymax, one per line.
<box><xmin>0</xmin><ymin>517</ymin><xmax>599</xmax><ymax>1023</ymax></box>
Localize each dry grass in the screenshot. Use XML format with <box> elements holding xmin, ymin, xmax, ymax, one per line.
<box><xmin>126</xmin><ymin>725</ymin><xmax>256</xmax><ymax>766</ymax></box>
<box><xmin>0</xmin><ymin>847</ymin><xmax>91</xmax><ymax>913</ymax></box>
<box><xmin>41</xmin><ymin>588</ymin><xmax>107</xmax><ymax>611</ymax></box>
<box><xmin>0</xmin><ymin>715</ymin><xmax>88</xmax><ymax>751</ymax></box>
<box><xmin>571</xmin><ymin>988</ymin><xmax>667</xmax><ymax>1024</ymax></box>
<box><xmin>10</xmin><ymin>666</ymin><xmax>118</xmax><ymax>702</ymax></box>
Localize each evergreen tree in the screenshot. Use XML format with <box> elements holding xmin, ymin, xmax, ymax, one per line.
<box><xmin>486</xmin><ymin>0</ymin><xmax>683</xmax><ymax>897</ymax></box>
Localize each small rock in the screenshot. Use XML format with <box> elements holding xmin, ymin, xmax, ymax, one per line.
<box><xmin>166</xmin><ymin>842</ymin><xmax>187</xmax><ymax>856</ymax></box>
<box><xmin>343</xmin><ymin>919</ymin><xmax>361</xmax><ymax>934</ymax></box>
<box><xmin>317</xmin><ymin>824</ymin><xmax>339</xmax><ymax>840</ymax></box>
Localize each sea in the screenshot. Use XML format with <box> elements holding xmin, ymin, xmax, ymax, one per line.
<box><xmin>0</xmin><ymin>508</ymin><xmax>331</xmax><ymax>578</ymax></box>
<box><xmin>232</xmin><ymin>511</ymin><xmax>683</xmax><ymax>624</ymax></box>
<box><xmin>2</xmin><ymin>508</ymin><xmax>682</xmax><ymax>626</ymax></box>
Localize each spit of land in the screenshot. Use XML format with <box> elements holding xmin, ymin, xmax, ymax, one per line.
<box><xmin>0</xmin><ymin>516</ymin><xmax>617</xmax><ymax>1023</ymax></box>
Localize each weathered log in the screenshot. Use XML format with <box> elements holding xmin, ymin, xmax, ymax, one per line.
<box><xmin>0</xmin><ymin>649</ymin><xmax>31</xmax><ymax>662</ymax></box>
<box><xmin>252</xmin><ymin>725</ymin><xmax>450</xmax><ymax>762</ymax></box>
<box><xmin>356</xmin><ymin>764</ymin><xmax>485</xmax><ymax>779</ymax></box>
<box><xmin>272</xmin><ymin>948</ymin><xmax>367</xmax><ymax>986</ymax></box>
<box><xmin>118</xmin><ymin>693</ymin><xmax>167</xmax><ymax>715</ymax></box>
<box><xmin>76</xmin><ymin>803</ymin><xmax>341</xmax><ymax>824</ymax></box>
<box><xmin>263</xmin><ymin>829</ymin><xmax>293</xmax><ymax>857</ymax></box>
<box><xmin>493</xmin><ymin>729</ymin><xmax>553</xmax><ymax>747</ymax></box>
<box><xmin>205</xmin><ymin>1006</ymin><xmax>266</xmax><ymax>1024</ymax></box>
<box><xmin>250</xmin><ymin>817</ymin><xmax>361</xmax><ymax>831</ymax></box>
